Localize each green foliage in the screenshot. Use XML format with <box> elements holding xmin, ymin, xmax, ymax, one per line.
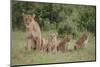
<box><xmin>76</xmin><ymin>6</ymin><xmax>96</xmax><ymax>33</ymax></box>
<box><xmin>58</xmin><ymin>20</ymin><xmax>78</xmax><ymax>38</ymax></box>
<box><xmin>12</xmin><ymin>1</ymin><xmax>96</xmax><ymax>35</ymax></box>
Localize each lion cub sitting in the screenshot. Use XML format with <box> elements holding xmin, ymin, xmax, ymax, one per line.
<box><xmin>74</xmin><ymin>32</ymin><xmax>90</xmax><ymax>49</ymax></box>
<box><xmin>47</xmin><ymin>32</ymin><xmax>58</xmax><ymax>53</ymax></box>
<box><xmin>57</xmin><ymin>36</ymin><xmax>70</xmax><ymax>52</ymax></box>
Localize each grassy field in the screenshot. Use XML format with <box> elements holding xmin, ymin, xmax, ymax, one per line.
<box><xmin>12</xmin><ymin>30</ymin><xmax>96</xmax><ymax>65</ymax></box>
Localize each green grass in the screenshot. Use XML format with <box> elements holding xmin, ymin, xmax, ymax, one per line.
<box><xmin>12</xmin><ymin>30</ymin><xmax>96</xmax><ymax>65</ymax></box>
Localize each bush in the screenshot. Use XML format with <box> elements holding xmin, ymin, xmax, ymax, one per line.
<box><xmin>58</xmin><ymin>21</ymin><xmax>78</xmax><ymax>38</ymax></box>
<box><xmin>12</xmin><ymin>1</ymin><xmax>96</xmax><ymax>36</ymax></box>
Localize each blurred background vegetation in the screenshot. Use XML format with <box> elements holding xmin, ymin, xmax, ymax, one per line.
<box><xmin>12</xmin><ymin>1</ymin><xmax>96</xmax><ymax>37</ymax></box>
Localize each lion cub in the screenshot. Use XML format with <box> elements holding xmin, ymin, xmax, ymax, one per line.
<box><xmin>74</xmin><ymin>32</ymin><xmax>90</xmax><ymax>49</ymax></box>
<box><xmin>57</xmin><ymin>36</ymin><xmax>70</xmax><ymax>52</ymax></box>
<box><xmin>47</xmin><ymin>32</ymin><xmax>58</xmax><ymax>53</ymax></box>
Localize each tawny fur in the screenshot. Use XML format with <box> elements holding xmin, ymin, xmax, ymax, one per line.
<box><xmin>41</xmin><ymin>37</ymin><xmax>48</xmax><ymax>52</ymax></box>
<box><xmin>57</xmin><ymin>36</ymin><xmax>70</xmax><ymax>52</ymax></box>
<box><xmin>47</xmin><ymin>32</ymin><xmax>58</xmax><ymax>53</ymax></box>
<box><xmin>23</xmin><ymin>14</ymin><xmax>41</xmax><ymax>51</ymax></box>
<box><xmin>74</xmin><ymin>32</ymin><xmax>89</xmax><ymax>49</ymax></box>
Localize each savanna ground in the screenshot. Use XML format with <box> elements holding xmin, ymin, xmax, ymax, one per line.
<box><xmin>12</xmin><ymin>30</ymin><xmax>96</xmax><ymax>65</ymax></box>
